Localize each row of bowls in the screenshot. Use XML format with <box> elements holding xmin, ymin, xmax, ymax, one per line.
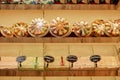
<box><xmin>0</xmin><ymin>17</ymin><xmax>120</xmax><ymax>38</ymax></box>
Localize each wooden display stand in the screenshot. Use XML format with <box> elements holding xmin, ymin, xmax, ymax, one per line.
<box><xmin>0</xmin><ymin>1</ymin><xmax>120</xmax><ymax>77</ymax></box>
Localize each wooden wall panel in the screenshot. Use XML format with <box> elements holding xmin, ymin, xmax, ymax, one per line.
<box><xmin>0</xmin><ymin>76</ymin><xmax>19</xmax><ymax>80</ymax></box>
<box><xmin>69</xmin><ymin>43</ymin><xmax>93</xmax><ymax>57</ymax></box>
<box><xmin>0</xmin><ymin>10</ymin><xmax>43</xmax><ymax>27</ymax></box>
<box><xmin>45</xmin><ymin>77</ymin><xmax>68</xmax><ymax>80</ymax></box>
<box><xmin>0</xmin><ymin>43</ymin><xmax>21</xmax><ymax>56</ymax></box>
<box><xmin>116</xmin><ymin>77</ymin><xmax>120</xmax><ymax>80</ymax></box>
<box><xmin>68</xmin><ymin>76</ymin><xmax>91</xmax><ymax>80</ymax></box>
<box><xmin>21</xmin><ymin>77</ymin><xmax>43</xmax><ymax>80</ymax></box>
<box><xmin>93</xmin><ymin>45</ymin><xmax>117</xmax><ymax>56</ymax></box>
<box><xmin>92</xmin><ymin>76</ymin><xmax>116</xmax><ymax>80</ymax></box>
<box><xmin>21</xmin><ymin>43</ymin><xmax>43</xmax><ymax>57</ymax></box>
<box><xmin>44</xmin><ymin>10</ymin><xmax>120</xmax><ymax>25</ymax></box>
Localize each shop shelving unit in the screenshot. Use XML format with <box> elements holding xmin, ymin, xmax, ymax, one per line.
<box><xmin>0</xmin><ymin>1</ymin><xmax>120</xmax><ymax>77</ymax></box>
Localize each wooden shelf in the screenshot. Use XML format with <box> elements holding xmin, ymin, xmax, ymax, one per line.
<box><xmin>0</xmin><ymin>37</ymin><xmax>120</xmax><ymax>43</ymax></box>
<box><xmin>0</xmin><ymin>4</ymin><xmax>117</xmax><ymax>10</ymax></box>
<box><xmin>0</xmin><ymin>68</ymin><xmax>118</xmax><ymax>76</ymax></box>
<box><xmin>117</xmin><ymin>1</ymin><xmax>120</xmax><ymax>10</ymax></box>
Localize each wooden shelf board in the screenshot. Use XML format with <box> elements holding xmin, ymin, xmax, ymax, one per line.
<box><xmin>0</xmin><ymin>4</ymin><xmax>117</xmax><ymax>10</ymax></box>
<box><xmin>0</xmin><ymin>68</ymin><xmax>118</xmax><ymax>76</ymax></box>
<box><xmin>0</xmin><ymin>37</ymin><xmax>120</xmax><ymax>43</ymax></box>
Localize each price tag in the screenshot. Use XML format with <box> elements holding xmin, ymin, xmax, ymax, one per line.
<box><xmin>90</xmin><ymin>55</ymin><xmax>101</xmax><ymax>63</ymax></box>
<box><xmin>16</xmin><ymin>56</ymin><xmax>26</xmax><ymax>63</ymax></box>
<box><xmin>44</xmin><ymin>55</ymin><xmax>54</xmax><ymax>63</ymax></box>
<box><xmin>66</xmin><ymin>55</ymin><xmax>78</xmax><ymax>63</ymax></box>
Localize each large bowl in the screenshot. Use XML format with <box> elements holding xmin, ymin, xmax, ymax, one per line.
<box><xmin>72</xmin><ymin>21</ymin><xmax>92</xmax><ymax>37</ymax></box>
<box><xmin>12</xmin><ymin>22</ymin><xmax>28</xmax><ymax>38</ymax></box>
<box><xmin>49</xmin><ymin>17</ymin><xmax>71</xmax><ymax>38</ymax></box>
<box><xmin>28</xmin><ymin>18</ymin><xmax>49</xmax><ymax>37</ymax></box>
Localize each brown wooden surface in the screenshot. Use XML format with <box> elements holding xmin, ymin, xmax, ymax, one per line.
<box><xmin>0</xmin><ymin>68</ymin><xmax>118</xmax><ymax>76</ymax></box>
<box><xmin>117</xmin><ymin>1</ymin><xmax>120</xmax><ymax>10</ymax></box>
<box><xmin>0</xmin><ymin>37</ymin><xmax>120</xmax><ymax>43</ymax></box>
<box><xmin>0</xmin><ymin>4</ymin><xmax>117</xmax><ymax>10</ymax></box>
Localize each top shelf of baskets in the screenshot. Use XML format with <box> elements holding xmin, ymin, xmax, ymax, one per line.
<box><xmin>0</xmin><ymin>18</ymin><xmax>120</xmax><ymax>43</ymax></box>
<box><xmin>0</xmin><ymin>1</ymin><xmax>120</xmax><ymax>43</ymax></box>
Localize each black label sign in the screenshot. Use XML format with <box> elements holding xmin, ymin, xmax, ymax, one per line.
<box><xmin>44</xmin><ymin>55</ymin><xmax>54</xmax><ymax>63</ymax></box>
<box><xmin>16</xmin><ymin>56</ymin><xmax>26</xmax><ymax>63</ymax></box>
<box><xmin>90</xmin><ymin>55</ymin><xmax>101</xmax><ymax>63</ymax></box>
<box><xmin>66</xmin><ymin>55</ymin><xmax>78</xmax><ymax>63</ymax></box>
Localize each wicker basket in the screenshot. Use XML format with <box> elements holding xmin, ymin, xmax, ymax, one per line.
<box><xmin>72</xmin><ymin>21</ymin><xmax>92</xmax><ymax>37</ymax></box>
<box><xmin>49</xmin><ymin>17</ymin><xmax>71</xmax><ymax>38</ymax></box>
<box><xmin>28</xmin><ymin>18</ymin><xmax>49</xmax><ymax>37</ymax></box>
<box><xmin>1</xmin><ymin>26</ymin><xmax>14</xmax><ymax>38</ymax></box>
<box><xmin>105</xmin><ymin>20</ymin><xmax>120</xmax><ymax>37</ymax></box>
<box><xmin>91</xmin><ymin>20</ymin><xmax>106</xmax><ymax>37</ymax></box>
<box><xmin>12</xmin><ymin>22</ymin><xmax>29</xmax><ymax>38</ymax></box>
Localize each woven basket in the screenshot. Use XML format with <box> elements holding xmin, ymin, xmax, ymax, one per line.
<box><xmin>73</xmin><ymin>21</ymin><xmax>92</xmax><ymax>37</ymax></box>
<box><xmin>12</xmin><ymin>22</ymin><xmax>29</xmax><ymax>38</ymax></box>
<box><xmin>49</xmin><ymin>17</ymin><xmax>71</xmax><ymax>38</ymax></box>
<box><xmin>91</xmin><ymin>20</ymin><xmax>106</xmax><ymax>37</ymax></box>
<box><xmin>28</xmin><ymin>26</ymin><xmax>49</xmax><ymax>37</ymax></box>
<box><xmin>105</xmin><ymin>20</ymin><xmax>120</xmax><ymax>37</ymax></box>
<box><xmin>50</xmin><ymin>26</ymin><xmax>71</xmax><ymax>38</ymax></box>
<box><xmin>1</xmin><ymin>27</ymin><xmax>14</xmax><ymax>38</ymax></box>
<box><xmin>28</xmin><ymin>18</ymin><xmax>49</xmax><ymax>37</ymax></box>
